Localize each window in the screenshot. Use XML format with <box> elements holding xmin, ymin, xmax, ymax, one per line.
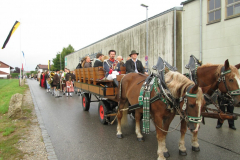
<box><xmin>208</xmin><ymin>0</ymin><xmax>221</xmax><ymax>23</ymax></box>
<box><xmin>226</xmin><ymin>0</ymin><xmax>240</xmax><ymax>18</ymax></box>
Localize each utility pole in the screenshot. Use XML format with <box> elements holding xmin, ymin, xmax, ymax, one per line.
<box><xmin>141</xmin><ymin>4</ymin><xmax>149</xmax><ymax>73</ymax></box>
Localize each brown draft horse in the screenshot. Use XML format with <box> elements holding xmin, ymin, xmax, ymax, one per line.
<box><xmin>179</xmin><ymin>60</ymin><xmax>240</xmax><ymax>155</ymax></box>
<box><xmin>117</xmin><ymin>71</ymin><xmax>205</xmax><ymax>160</ymax></box>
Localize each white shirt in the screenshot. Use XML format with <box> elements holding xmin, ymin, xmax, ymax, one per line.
<box><xmin>131</xmin><ymin>59</ymin><xmax>138</xmax><ymax>73</ymax></box>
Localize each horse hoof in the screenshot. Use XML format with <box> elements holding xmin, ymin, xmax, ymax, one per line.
<box><xmin>192</xmin><ymin>146</ymin><xmax>200</xmax><ymax>152</ymax></box>
<box><xmin>117</xmin><ymin>134</ymin><xmax>123</xmax><ymax>139</ymax></box>
<box><xmin>179</xmin><ymin>150</ymin><xmax>187</xmax><ymax>156</ymax></box>
<box><xmin>137</xmin><ymin>137</ymin><xmax>144</xmax><ymax>142</ymax></box>
<box><xmin>163</xmin><ymin>152</ymin><xmax>170</xmax><ymax>158</ymax></box>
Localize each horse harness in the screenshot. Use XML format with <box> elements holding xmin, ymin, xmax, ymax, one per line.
<box><xmin>185</xmin><ymin>55</ymin><xmax>202</xmax><ymax>85</ymax></box>
<box><xmin>217</xmin><ymin>66</ymin><xmax>240</xmax><ymax>100</ymax></box>
<box><xmin>185</xmin><ymin>55</ymin><xmax>240</xmax><ymax>121</ymax></box>
<box><xmin>130</xmin><ymin>72</ymin><xmax>202</xmax><ymax>134</ymax></box>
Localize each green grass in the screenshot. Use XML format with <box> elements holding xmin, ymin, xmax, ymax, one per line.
<box><xmin>2</xmin><ymin>126</ymin><xmax>16</xmax><ymax>136</ymax></box>
<box><xmin>0</xmin><ymin>79</ymin><xmax>28</xmax><ymax>114</ymax></box>
<box><xmin>0</xmin><ymin>135</ymin><xmax>24</xmax><ymax>160</ymax></box>
<box><xmin>0</xmin><ymin>79</ymin><xmax>31</xmax><ymax>159</ymax></box>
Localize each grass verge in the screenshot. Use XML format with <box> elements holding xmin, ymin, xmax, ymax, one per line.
<box><xmin>0</xmin><ymin>79</ymin><xmax>31</xmax><ymax>160</ymax></box>
<box><xmin>0</xmin><ymin>79</ymin><xmax>28</xmax><ymax>114</ymax></box>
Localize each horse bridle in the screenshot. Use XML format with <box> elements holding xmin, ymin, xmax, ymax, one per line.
<box><xmin>179</xmin><ymin>85</ymin><xmax>202</xmax><ymax>123</ymax></box>
<box><xmin>217</xmin><ymin>66</ymin><xmax>240</xmax><ymax>101</ymax></box>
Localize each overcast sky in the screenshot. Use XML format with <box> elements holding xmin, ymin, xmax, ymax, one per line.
<box><xmin>0</xmin><ymin>0</ymin><xmax>183</xmax><ymax>71</ymax></box>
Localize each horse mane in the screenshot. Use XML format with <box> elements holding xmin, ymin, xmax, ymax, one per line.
<box><xmin>165</xmin><ymin>71</ymin><xmax>194</xmax><ymax>98</ymax></box>
<box><xmin>199</xmin><ymin>63</ymin><xmax>240</xmax><ymax>78</ymax></box>
<box><xmin>165</xmin><ymin>71</ymin><xmax>204</xmax><ymax>104</ymax></box>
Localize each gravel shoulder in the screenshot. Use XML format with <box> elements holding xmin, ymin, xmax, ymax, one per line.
<box><xmin>16</xmin><ymin>88</ymin><xmax>48</xmax><ymax>160</ymax></box>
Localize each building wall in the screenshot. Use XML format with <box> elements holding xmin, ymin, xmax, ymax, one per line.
<box><xmin>0</xmin><ymin>75</ymin><xmax>7</xmax><ymax>78</ymax></box>
<box><xmin>0</xmin><ymin>67</ymin><xmax>10</xmax><ymax>74</ymax></box>
<box><xmin>183</xmin><ymin>0</ymin><xmax>240</xmax><ymax>73</ymax></box>
<box><xmin>182</xmin><ymin>0</ymin><xmax>200</xmax><ymax>72</ymax></box>
<box><xmin>66</xmin><ymin>8</ymin><xmax>183</xmax><ymax>72</ymax></box>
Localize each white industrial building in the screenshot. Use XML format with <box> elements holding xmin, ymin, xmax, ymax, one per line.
<box><xmin>65</xmin><ymin>0</ymin><xmax>240</xmax><ymax>73</ymax></box>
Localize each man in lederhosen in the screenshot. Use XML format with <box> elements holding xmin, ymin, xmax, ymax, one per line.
<box><xmin>53</xmin><ymin>70</ymin><xmax>62</xmax><ymax>98</ymax></box>
<box><xmin>216</xmin><ymin>93</ymin><xmax>236</xmax><ymax>130</ymax></box>
<box><xmin>62</xmin><ymin>68</ymin><xmax>67</xmax><ymax>95</ymax></box>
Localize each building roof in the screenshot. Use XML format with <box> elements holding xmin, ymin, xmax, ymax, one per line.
<box><xmin>0</xmin><ymin>70</ymin><xmax>9</xmax><ymax>75</ymax></box>
<box><xmin>36</xmin><ymin>64</ymin><xmax>48</xmax><ymax>69</ymax></box>
<box><xmin>181</xmin><ymin>0</ymin><xmax>196</xmax><ymax>5</ymax></box>
<box><xmin>0</xmin><ymin>61</ymin><xmax>14</xmax><ymax>69</ymax></box>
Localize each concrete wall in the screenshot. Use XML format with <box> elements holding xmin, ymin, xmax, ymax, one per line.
<box><xmin>66</xmin><ymin>7</ymin><xmax>183</xmax><ymax>72</ymax></box>
<box><xmin>182</xmin><ymin>0</ymin><xmax>240</xmax><ymax>72</ymax></box>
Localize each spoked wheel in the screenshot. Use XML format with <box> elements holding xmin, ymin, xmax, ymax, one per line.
<box><xmin>82</xmin><ymin>93</ymin><xmax>90</xmax><ymax>111</ymax></box>
<box><xmin>98</xmin><ymin>101</ymin><xmax>110</xmax><ymax>125</ymax></box>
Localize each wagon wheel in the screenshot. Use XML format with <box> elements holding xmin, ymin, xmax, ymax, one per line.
<box><xmin>82</xmin><ymin>93</ymin><xmax>90</xmax><ymax>111</ymax></box>
<box><xmin>98</xmin><ymin>101</ymin><xmax>110</xmax><ymax>125</ymax></box>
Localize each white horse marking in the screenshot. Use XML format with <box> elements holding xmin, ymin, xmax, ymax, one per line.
<box><xmin>157</xmin><ymin>139</ymin><xmax>167</xmax><ymax>160</ymax></box>
<box><xmin>191</xmin><ymin>133</ymin><xmax>199</xmax><ymax>147</ymax></box>
<box><xmin>235</xmin><ymin>74</ymin><xmax>240</xmax><ymax>88</ymax></box>
<box><xmin>135</xmin><ymin>121</ymin><xmax>143</xmax><ymax>138</ymax></box>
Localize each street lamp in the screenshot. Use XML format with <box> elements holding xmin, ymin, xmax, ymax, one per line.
<box><xmin>141</xmin><ymin>4</ymin><xmax>149</xmax><ymax>72</ymax></box>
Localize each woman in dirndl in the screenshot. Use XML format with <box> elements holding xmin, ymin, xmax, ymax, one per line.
<box><xmin>66</xmin><ymin>76</ymin><xmax>74</xmax><ymax>97</ymax></box>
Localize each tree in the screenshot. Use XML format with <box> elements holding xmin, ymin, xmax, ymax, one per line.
<box><xmin>13</xmin><ymin>67</ymin><xmax>20</xmax><ymax>73</ymax></box>
<box><xmin>52</xmin><ymin>45</ymin><xmax>74</xmax><ymax>71</ymax></box>
<box><xmin>30</xmin><ymin>71</ymin><xmax>37</xmax><ymax>74</ymax></box>
<box><xmin>52</xmin><ymin>52</ymin><xmax>61</xmax><ymax>71</ymax></box>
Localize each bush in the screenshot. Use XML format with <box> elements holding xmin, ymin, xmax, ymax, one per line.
<box><xmin>10</xmin><ymin>73</ymin><xmax>19</xmax><ymax>79</ymax></box>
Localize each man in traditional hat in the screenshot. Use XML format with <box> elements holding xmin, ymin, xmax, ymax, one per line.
<box><xmin>125</xmin><ymin>50</ymin><xmax>145</xmax><ymax>74</ymax></box>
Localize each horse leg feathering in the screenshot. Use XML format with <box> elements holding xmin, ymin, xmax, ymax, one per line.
<box><xmin>135</xmin><ymin>109</ymin><xmax>144</xmax><ymax>141</ymax></box>
<box><xmin>179</xmin><ymin>120</ymin><xmax>187</xmax><ymax>155</ymax></box>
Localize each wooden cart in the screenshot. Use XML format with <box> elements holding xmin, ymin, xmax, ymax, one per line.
<box><xmin>74</xmin><ymin>66</ymin><xmax>125</xmax><ymax>124</ymax></box>
<box><xmin>74</xmin><ymin>66</ymin><xmax>238</xmax><ymax>125</ymax></box>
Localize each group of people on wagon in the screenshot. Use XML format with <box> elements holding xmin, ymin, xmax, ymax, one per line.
<box><xmin>78</xmin><ymin>49</ymin><xmax>148</xmax><ymax>81</ymax></box>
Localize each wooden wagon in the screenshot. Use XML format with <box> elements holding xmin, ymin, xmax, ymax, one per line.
<box><xmin>74</xmin><ymin>66</ymin><xmax>125</xmax><ymax>124</ymax></box>
<box><xmin>74</xmin><ymin>65</ymin><xmax>238</xmax><ymax>125</ymax></box>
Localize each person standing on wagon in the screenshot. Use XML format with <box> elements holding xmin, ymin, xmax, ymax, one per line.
<box><xmin>125</xmin><ymin>50</ymin><xmax>146</xmax><ymax>74</ymax></box>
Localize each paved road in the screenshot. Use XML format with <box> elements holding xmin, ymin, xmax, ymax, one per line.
<box><xmin>28</xmin><ymin>79</ymin><xmax>240</xmax><ymax>160</ymax></box>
